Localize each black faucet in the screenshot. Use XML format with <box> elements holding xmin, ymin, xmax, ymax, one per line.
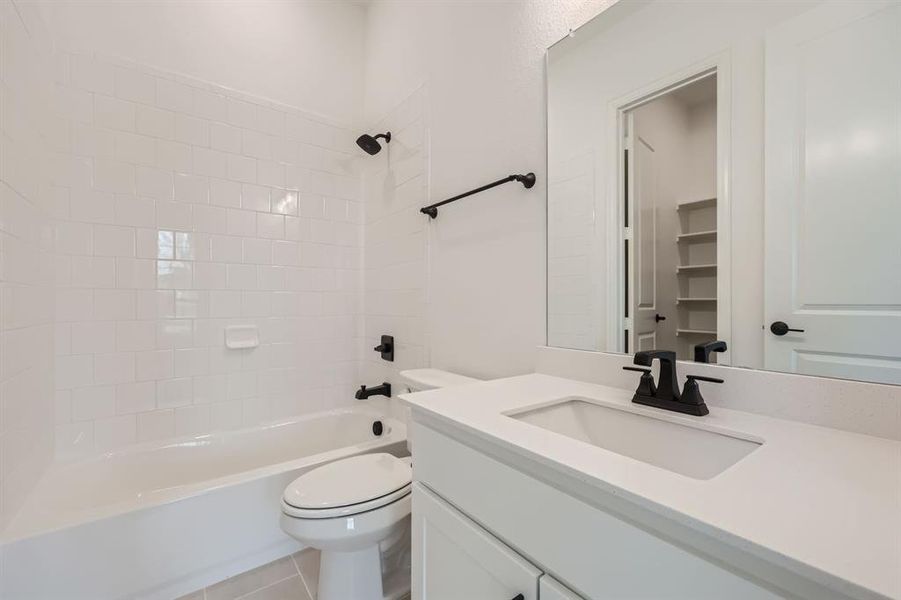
<box><xmin>694</xmin><ymin>340</ymin><xmax>727</xmax><ymax>363</ymax></box>
<box><xmin>355</xmin><ymin>382</ymin><xmax>391</xmax><ymax>400</ymax></box>
<box><xmin>623</xmin><ymin>350</ymin><xmax>722</xmax><ymax>416</ymax></box>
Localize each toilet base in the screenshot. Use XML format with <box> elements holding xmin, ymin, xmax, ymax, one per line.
<box><xmin>319</xmin><ymin>546</ymin><xmax>383</xmax><ymax>600</ymax></box>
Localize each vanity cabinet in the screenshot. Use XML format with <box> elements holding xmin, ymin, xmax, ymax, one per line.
<box><xmin>413</xmin><ymin>482</ymin><xmax>587</xmax><ymax>600</ymax></box>
<box><xmin>412</xmin><ymin>421</ymin><xmax>786</xmax><ymax>600</ymax></box>
<box><xmin>412</xmin><ymin>482</ymin><xmax>541</xmax><ymax>600</ymax></box>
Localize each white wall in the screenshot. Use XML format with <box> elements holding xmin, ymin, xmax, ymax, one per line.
<box><xmin>363</xmin><ymin>0</ymin><xmax>615</xmax><ymax>379</ymax></box>
<box><xmin>35</xmin><ymin>0</ymin><xmax>366</xmax><ymax>124</ymax></box>
<box><xmin>0</xmin><ymin>0</ymin><xmax>57</xmax><ymax>529</ymax></box>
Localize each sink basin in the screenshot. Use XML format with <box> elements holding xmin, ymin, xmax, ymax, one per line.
<box><xmin>507</xmin><ymin>398</ymin><xmax>761</xmax><ymax>479</ymax></box>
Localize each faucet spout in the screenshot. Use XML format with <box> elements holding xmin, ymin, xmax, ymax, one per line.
<box><xmin>633</xmin><ymin>350</ymin><xmax>680</xmax><ymax>402</ymax></box>
<box><xmin>355</xmin><ymin>382</ymin><xmax>391</xmax><ymax>400</ymax></box>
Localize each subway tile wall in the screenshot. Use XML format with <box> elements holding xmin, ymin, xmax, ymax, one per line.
<box><xmin>0</xmin><ymin>0</ymin><xmax>57</xmax><ymax>528</ymax></box>
<box><xmin>360</xmin><ymin>87</ymin><xmax>429</xmax><ymax>404</ymax></box>
<box><xmin>49</xmin><ymin>52</ymin><xmax>364</xmax><ymax>459</ymax></box>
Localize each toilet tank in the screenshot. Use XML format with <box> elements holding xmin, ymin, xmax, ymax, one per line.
<box><xmin>397</xmin><ymin>369</ymin><xmax>481</xmax><ymax>452</ymax></box>
<box><xmin>398</xmin><ymin>368</ymin><xmax>481</xmax><ymax>393</ymax></box>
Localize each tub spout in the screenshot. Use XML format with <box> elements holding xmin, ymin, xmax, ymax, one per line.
<box><xmin>355</xmin><ymin>382</ymin><xmax>391</xmax><ymax>400</ymax></box>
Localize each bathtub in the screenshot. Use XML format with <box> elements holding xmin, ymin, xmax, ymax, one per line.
<box><xmin>0</xmin><ymin>407</ymin><xmax>406</xmax><ymax>600</ymax></box>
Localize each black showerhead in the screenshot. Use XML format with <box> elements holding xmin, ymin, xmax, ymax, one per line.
<box><xmin>356</xmin><ymin>131</ymin><xmax>391</xmax><ymax>155</ymax></box>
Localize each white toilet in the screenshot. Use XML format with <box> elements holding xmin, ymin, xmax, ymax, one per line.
<box><xmin>279</xmin><ymin>369</ymin><xmax>480</xmax><ymax>600</ymax></box>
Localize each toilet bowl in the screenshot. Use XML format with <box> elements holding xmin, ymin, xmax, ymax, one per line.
<box><xmin>279</xmin><ymin>369</ymin><xmax>480</xmax><ymax>600</ymax></box>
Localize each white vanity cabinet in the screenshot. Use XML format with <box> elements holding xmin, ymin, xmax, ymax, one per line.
<box><xmin>412</xmin><ymin>482</ymin><xmax>540</xmax><ymax>600</ymax></box>
<box><xmin>412</xmin><ymin>481</ymin><xmax>584</xmax><ymax>600</ymax></box>
<box><xmin>411</xmin><ymin>421</ymin><xmax>789</xmax><ymax>600</ymax></box>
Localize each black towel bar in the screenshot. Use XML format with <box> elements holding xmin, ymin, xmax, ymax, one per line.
<box><xmin>420</xmin><ymin>172</ymin><xmax>536</xmax><ymax>219</ymax></box>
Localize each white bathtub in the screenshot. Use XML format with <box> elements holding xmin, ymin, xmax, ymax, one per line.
<box><xmin>0</xmin><ymin>407</ymin><xmax>406</xmax><ymax>600</ymax></box>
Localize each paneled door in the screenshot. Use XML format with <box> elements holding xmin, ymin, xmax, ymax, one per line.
<box><xmin>628</xmin><ymin>113</ymin><xmax>661</xmax><ymax>352</ymax></box>
<box><xmin>411</xmin><ymin>482</ymin><xmax>540</xmax><ymax>600</ymax></box>
<box><xmin>764</xmin><ymin>0</ymin><xmax>901</xmax><ymax>384</ymax></box>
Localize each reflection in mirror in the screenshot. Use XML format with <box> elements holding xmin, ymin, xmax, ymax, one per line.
<box><xmin>547</xmin><ymin>0</ymin><xmax>901</xmax><ymax>385</ymax></box>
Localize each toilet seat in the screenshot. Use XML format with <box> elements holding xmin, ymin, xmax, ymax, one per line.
<box><xmin>282</xmin><ymin>453</ymin><xmax>412</xmax><ymax>520</ymax></box>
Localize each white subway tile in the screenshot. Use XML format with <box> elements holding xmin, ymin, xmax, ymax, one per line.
<box><xmin>93</xmin><ymin>225</ymin><xmax>135</xmax><ymax>257</ymax></box>
<box><xmin>115</xmin><ymin>381</ymin><xmax>156</xmax><ymax>414</ymax></box>
<box><xmin>174</xmin><ymin>173</ymin><xmax>209</xmax><ymax>204</ymax></box>
<box><xmin>240</xmin><ymin>184</ymin><xmax>270</xmax><ymax>213</ymax></box>
<box><xmin>71</xmin><ymin>321</ymin><xmax>115</xmax><ymax>354</ymax></box>
<box><xmin>55</xmin><ymin>421</ymin><xmax>94</xmax><ymax>460</ymax></box>
<box><xmin>71</xmin><ymin>256</ymin><xmax>116</xmax><ymax>288</ymax></box>
<box><xmin>157</xmin><ymin>377</ymin><xmax>192</xmax><ymax>409</ymax></box>
<box><xmin>116</xmin><ymin>320</ymin><xmax>156</xmax><ymax>352</ymax></box>
<box><xmin>56</xmin><ymin>289</ymin><xmax>93</xmax><ymax>322</ymax></box>
<box><xmin>69</xmin><ymin>189</ymin><xmax>115</xmax><ymax>224</ymax></box>
<box><xmin>116</xmin><ymin>257</ymin><xmax>156</xmax><ymax>289</ymax></box>
<box><xmin>227</xmin><ymin>153</ymin><xmax>256</xmax><ymax>183</ymax></box>
<box><xmin>114</xmin><ymin>132</ymin><xmax>156</xmax><ymax>166</ymax></box>
<box><xmin>256</xmin><ymin>106</ymin><xmax>285</xmax><ymax>136</ymax></box>
<box><xmin>242</xmin><ymin>129</ymin><xmax>271</xmax><ymax>159</ymax></box>
<box><xmin>210</xmin><ymin>123</ymin><xmax>242</xmax><ymax>153</ymax></box>
<box><xmin>156</xmin><ymin>200</ymin><xmax>193</xmax><ymax>231</ymax></box>
<box><xmin>175</xmin><ymin>404</ymin><xmax>210</xmax><ymax>436</ymax></box>
<box><xmin>193</xmin><ymin>89</ymin><xmax>228</xmax><ymax>122</ymax></box>
<box><xmin>192</xmin><ymin>204</ymin><xmax>228</xmax><ymax>234</ymax></box>
<box><xmin>156</xmin><ymin>79</ymin><xmax>194</xmax><ymax>114</ymax></box>
<box><xmin>93</xmin><ymin>352</ymin><xmax>135</xmax><ymax>385</ymax></box>
<box><xmin>136</xmin><ymin>349</ymin><xmax>173</xmax><ymax>381</ymax></box>
<box><xmin>137</xmin><ymin>409</ymin><xmax>174</xmax><ymax>442</ymax></box>
<box><xmin>243</xmin><ymin>238</ymin><xmax>271</xmax><ymax>265</ymax></box>
<box><xmin>227</xmin><ymin>98</ymin><xmax>257</xmax><ymax>129</ymax></box>
<box><xmin>174</xmin><ymin>348</ymin><xmax>209</xmax><ymax>378</ymax></box>
<box><xmin>197</xmin><ymin>376</ymin><xmax>229</xmax><ymax>406</ymax></box>
<box><xmin>136</xmin><ymin>105</ymin><xmax>176</xmax><ymax>139</ymax></box>
<box><xmin>156</xmin><ymin>260</ymin><xmax>193</xmax><ymax>289</ymax></box>
<box><xmin>257</xmin><ymin>160</ymin><xmax>285</xmax><ymax>188</ymax></box>
<box><xmin>94</xmin><ymin>95</ymin><xmax>135</xmax><ymax>131</ymax></box>
<box><xmin>227</xmin><ymin>264</ymin><xmax>257</xmax><ymax>289</ymax></box>
<box><xmin>113</xmin><ymin>194</ymin><xmax>155</xmax><ymax>227</ymax></box>
<box><xmin>175</xmin><ymin>113</ymin><xmax>210</xmax><ymax>147</ymax></box>
<box><xmin>94</xmin><ymin>160</ymin><xmax>135</xmax><ymax>194</ymax></box>
<box><xmin>226</xmin><ymin>209</ymin><xmax>256</xmax><ymax>236</ymax></box>
<box><xmin>258</xmin><ymin>265</ymin><xmax>286</xmax><ymax>290</ymax></box>
<box><xmin>71</xmin><ymin>55</ymin><xmax>114</xmax><ymax>94</ymax></box>
<box><xmin>93</xmin><ymin>289</ymin><xmax>136</xmax><ymax>320</ymax></box>
<box><xmin>193</xmin><ymin>262</ymin><xmax>227</xmax><ymax>289</ymax></box>
<box><xmin>156</xmin><ymin>140</ymin><xmax>192</xmax><ymax>172</ymax></box>
<box><xmin>256</xmin><ymin>213</ymin><xmax>284</xmax><ymax>239</ymax></box>
<box><xmin>271</xmin><ymin>190</ymin><xmax>298</xmax><ymax>216</ymax></box>
<box><xmin>175</xmin><ymin>290</ymin><xmax>209</xmax><ymax>318</ymax></box>
<box><xmin>114</xmin><ymin>67</ymin><xmax>155</xmax><ymax>104</ymax></box>
<box><xmin>136</xmin><ymin>290</ymin><xmax>175</xmax><ymax>320</ymax></box>
<box><xmin>209</xmin><ymin>290</ymin><xmax>242</xmax><ymax>318</ymax></box>
<box><xmin>94</xmin><ymin>414</ymin><xmax>136</xmax><ymax>451</ymax></box>
<box><xmin>272</xmin><ymin>241</ymin><xmax>300</xmax><ymax>267</ymax></box>
<box><xmin>73</xmin><ymin>124</ymin><xmax>116</xmax><ymax>159</ymax></box>
<box><xmin>192</xmin><ymin>147</ymin><xmax>227</xmax><ymax>178</ymax></box>
<box><xmin>156</xmin><ymin>319</ymin><xmax>192</xmax><ymax>349</ymax></box>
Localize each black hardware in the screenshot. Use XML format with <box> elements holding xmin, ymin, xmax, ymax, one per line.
<box><xmin>770</xmin><ymin>321</ymin><xmax>804</xmax><ymax>336</ymax></box>
<box><xmin>356</xmin><ymin>132</ymin><xmax>391</xmax><ymax>155</ymax></box>
<box><xmin>624</xmin><ymin>350</ymin><xmax>713</xmax><ymax>416</ymax></box>
<box><xmin>355</xmin><ymin>382</ymin><xmax>391</xmax><ymax>400</ymax></box>
<box><xmin>372</xmin><ymin>420</ymin><xmax>384</xmax><ymax>436</ymax></box>
<box><xmin>511</xmin><ymin>596</ymin><xmax>524</xmax><ymax>600</ymax></box>
<box><xmin>655</xmin><ymin>313</ymin><xmax>666</xmax><ymax>323</ymax></box>
<box><xmin>420</xmin><ymin>173</ymin><xmax>536</xmax><ymax>219</ymax></box>
<box><xmin>679</xmin><ymin>375</ymin><xmax>724</xmax><ymax>415</ymax></box>
<box><xmin>694</xmin><ymin>340</ymin><xmax>727</xmax><ymax>363</ymax></box>
<box><xmin>622</xmin><ymin>366</ymin><xmax>656</xmax><ymax>397</ymax></box>
<box><xmin>633</xmin><ymin>350</ymin><xmax>680</xmax><ymax>402</ymax></box>
<box><xmin>374</xmin><ymin>335</ymin><xmax>394</xmax><ymax>362</ymax></box>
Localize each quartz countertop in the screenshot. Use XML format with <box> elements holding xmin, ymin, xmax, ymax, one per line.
<box><xmin>401</xmin><ymin>374</ymin><xmax>901</xmax><ymax>600</ymax></box>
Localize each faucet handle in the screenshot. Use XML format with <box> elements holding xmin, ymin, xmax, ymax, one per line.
<box><xmin>623</xmin><ymin>366</ymin><xmax>656</xmax><ymax>398</ymax></box>
<box><xmin>680</xmin><ymin>374</ymin><xmax>723</xmax><ymax>415</ymax></box>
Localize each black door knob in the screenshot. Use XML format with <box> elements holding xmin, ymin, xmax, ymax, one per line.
<box><xmin>655</xmin><ymin>313</ymin><xmax>666</xmax><ymax>322</ymax></box>
<box><xmin>770</xmin><ymin>321</ymin><xmax>805</xmax><ymax>336</ymax></box>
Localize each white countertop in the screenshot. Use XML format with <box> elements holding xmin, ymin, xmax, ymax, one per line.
<box><xmin>401</xmin><ymin>373</ymin><xmax>901</xmax><ymax>599</ymax></box>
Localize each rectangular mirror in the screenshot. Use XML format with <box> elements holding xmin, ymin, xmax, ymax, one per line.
<box><xmin>546</xmin><ymin>0</ymin><xmax>901</xmax><ymax>385</ymax></box>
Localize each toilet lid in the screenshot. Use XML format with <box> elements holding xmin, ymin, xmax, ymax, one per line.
<box><xmin>283</xmin><ymin>453</ymin><xmax>411</xmax><ymax>510</ymax></box>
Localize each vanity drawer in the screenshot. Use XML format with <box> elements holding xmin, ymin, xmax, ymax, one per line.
<box><xmin>411</xmin><ymin>422</ymin><xmax>783</xmax><ymax>600</ymax></box>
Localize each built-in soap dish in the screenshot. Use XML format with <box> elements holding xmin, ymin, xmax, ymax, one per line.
<box><xmin>225</xmin><ymin>325</ymin><xmax>259</xmax><ymax>349</ymax></box>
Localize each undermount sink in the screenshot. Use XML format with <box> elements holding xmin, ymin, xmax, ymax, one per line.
<box><xmin>507</xmin><ymin>398</ymin><xmax>761</xmax><ymax>479</ymax></box>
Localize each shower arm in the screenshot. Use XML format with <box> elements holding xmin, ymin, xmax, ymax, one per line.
<box><xmin>420</xmin><ymin>172</ymin><xmax>536</xmax><ymax>219</ymax></box>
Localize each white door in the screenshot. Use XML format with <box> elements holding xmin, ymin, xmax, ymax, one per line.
<box><xmin>411</xmin><ymin>482</ymin><xmax>540</xmax><ymax>600</ymax></box>
<box><xmin>539</xmin><ymin>576</ymin><xmax>584</xmax><ymax>600</ymax></box>
<box><xmin>628</xmin><ymin>115</ymin><xmax>661</xmax><ymax>353</ymax></box>
<box><xmin>764</xmin><ymin>0</ymin><xmax>901</xmax><ymax>384</ymax></box>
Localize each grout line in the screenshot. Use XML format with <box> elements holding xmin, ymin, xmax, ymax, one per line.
<box><xmin>232</xmin><ymin>573</ymin><xmax>302</xmax><ymax>600</ymax></box>
<box><xmin>293</xmin><ymin>552</ymin><xmax>317</xmax><ymax>600</ymax></box>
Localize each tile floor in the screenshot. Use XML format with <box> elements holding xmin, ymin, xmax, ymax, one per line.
<box><xmin>178</xmin><ymin>548</ymin><xmax>320</xmax><ymax>600</ymax></box>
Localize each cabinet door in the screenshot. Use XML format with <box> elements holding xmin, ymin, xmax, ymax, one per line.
<box><xmin>412</xmin><ymin>482</ymin><xmax>541</xmax><ymax>600</ymax></box>
<box><xmin>540</xmin><ymin>576</ymin><xmax>584</xmax><ymax>600</ymax></box>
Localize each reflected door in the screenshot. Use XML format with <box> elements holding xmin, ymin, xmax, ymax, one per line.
<box><xmin>629</xmin><ymin>116</ymin><xmax>660</xmax><ymax>352</ymax></box>
<box><xmin>764</xmin><ymin>1</ymin><xmax>901</xmax><ymax>384</ymax></box>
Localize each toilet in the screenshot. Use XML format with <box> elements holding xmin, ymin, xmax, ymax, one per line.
<box><xmin>279</xmin><ymin>369</ymin><xmax>480</xmax><ymax>600</ymax></box>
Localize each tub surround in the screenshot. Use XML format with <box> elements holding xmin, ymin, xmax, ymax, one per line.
<box><xmin>401</xmin><ymin>351</ymin><xmax>901</xmax><ymax>599</ymax></box>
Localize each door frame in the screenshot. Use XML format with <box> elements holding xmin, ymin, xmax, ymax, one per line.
<box><xmin>605</xmin><ymin>53</ymin><xmax>733</xmax><ymax>362</ymax></box>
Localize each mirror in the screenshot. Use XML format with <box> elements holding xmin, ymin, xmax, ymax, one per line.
<box><xmin>546</xmin><ymin>0</ymin><xmax>901</xmax><ymax>385</ymax></box>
